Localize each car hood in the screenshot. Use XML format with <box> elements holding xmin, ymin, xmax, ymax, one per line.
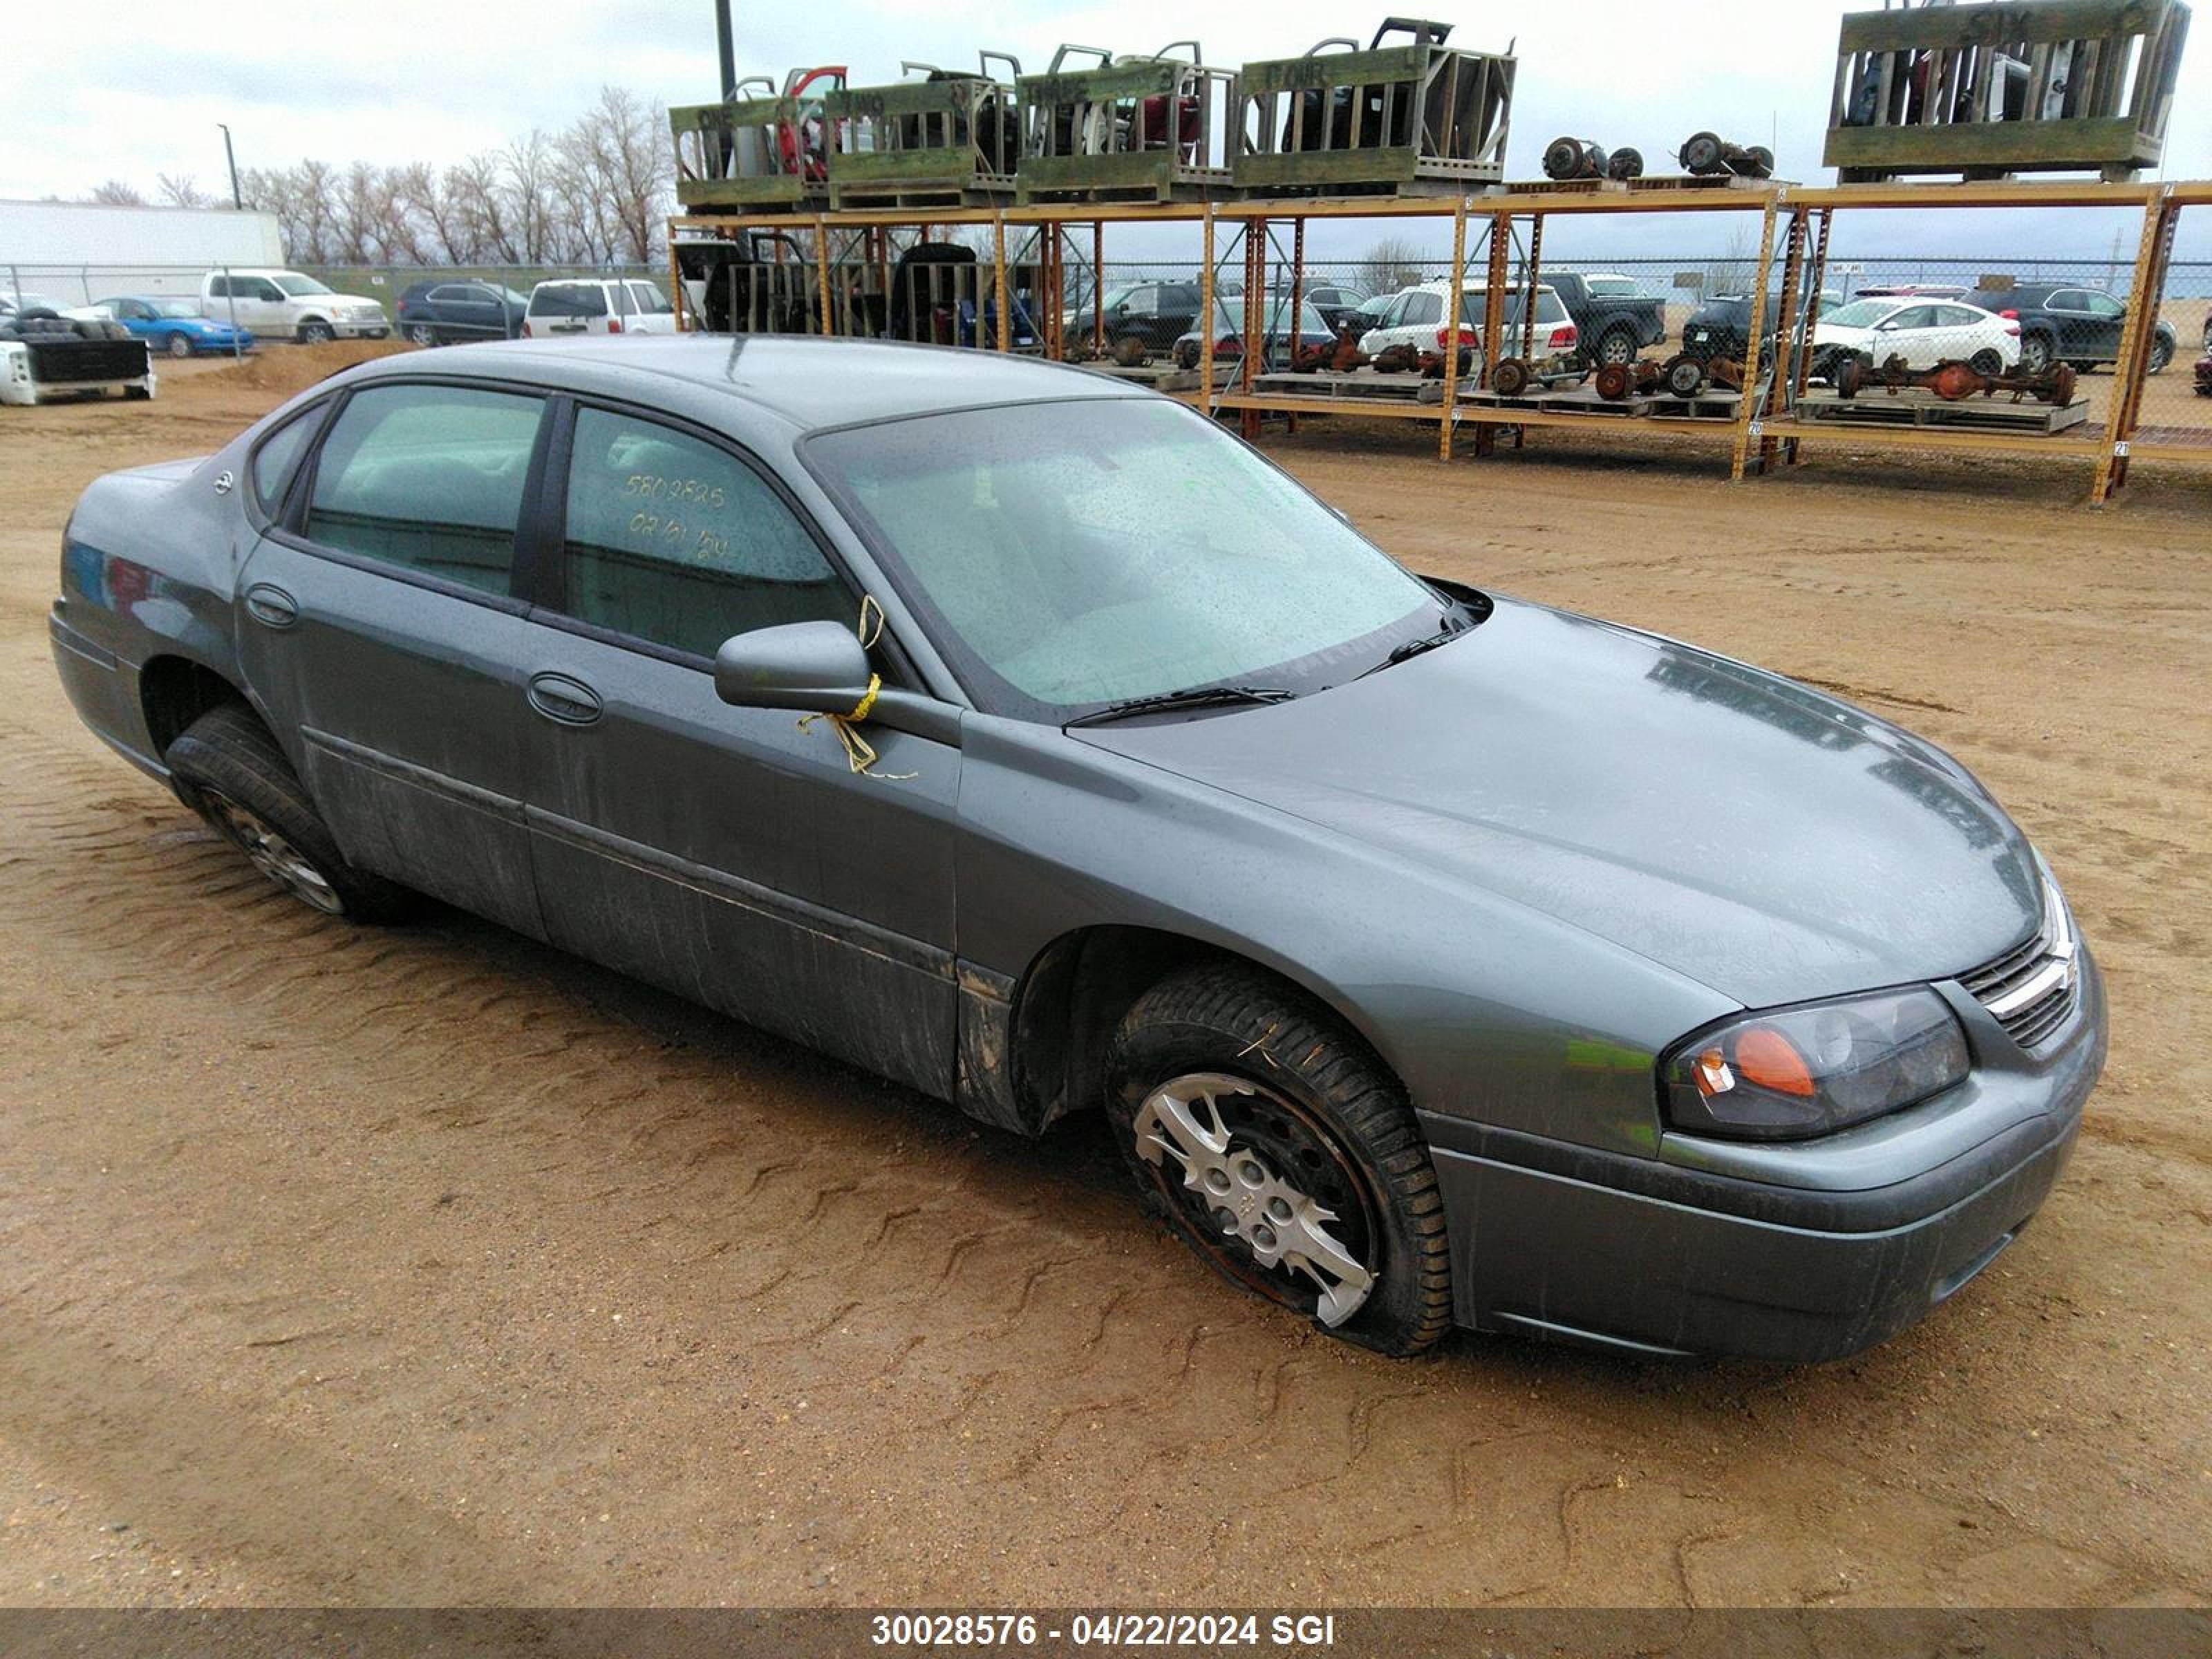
<box><xmin>1078</xmin><ymin>597</ymin><xmax>2039</xmax><ymax>1010</ymax></box>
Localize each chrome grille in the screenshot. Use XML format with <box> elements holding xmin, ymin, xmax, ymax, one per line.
<box><xmin>1960</xmin><ymin>875</ymin><xmax>2080</xmax><ymax>1050</ymax></box>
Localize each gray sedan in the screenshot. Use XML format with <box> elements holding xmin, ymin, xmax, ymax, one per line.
<box><xmin>49</xmin><ymin>337</ymin><xmax>2104</xmax><ymax>1360</ymax></box>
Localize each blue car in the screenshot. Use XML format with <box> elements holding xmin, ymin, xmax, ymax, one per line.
<box><xmin>93</xmin><ymin>296</ymin><xmax>254</xmax><ymax>358</ymax></box>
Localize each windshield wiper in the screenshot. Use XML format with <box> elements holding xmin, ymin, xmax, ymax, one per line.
<box><xmin>1064</xmin><ymin>684</ymin><xmax>1297</xmax><ymax>729</ymax></box>
<box><xmin>1356</xmin><ymin>610</ymin><xmax>1472</xmax><ymax>680</ymax></box>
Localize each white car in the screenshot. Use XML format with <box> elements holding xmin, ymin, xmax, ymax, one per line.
<box><xmin>1813</xmin><ymin>296</ymin><xmax>2020</xmax><ymax>377</ymax></box>
<box><xmin>522</xmin><ymin>279</ymin><xmax>678</xmax><ymax>338</ymax></box>
<box><xmin>1356</xmin><ymin>280</ymin><xmax>1579</xmax><ymax>364</ymax></box>
<box><xmin>198</xmin><ymin>270</ymin><xmax>388</xmax><ymax>344</ymax></box>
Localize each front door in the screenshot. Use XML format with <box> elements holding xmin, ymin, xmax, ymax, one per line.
<box><xmin>236</xmin><ymin>378</ymin><xmax>549</xmax><ymax>936</ymax></box>
<box><xmin>517</xmin><ymin>400</ymin><xmax>962</xmax><ymax>1097</ymax></box>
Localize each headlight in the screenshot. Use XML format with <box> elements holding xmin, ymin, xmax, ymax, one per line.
<box><xmin>1660</xmin><ymin>987</ymin><xmax>1968</xmax><ymax>1141</ymax></box>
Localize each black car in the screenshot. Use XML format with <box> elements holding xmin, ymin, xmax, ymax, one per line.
<box><xmin>1265</xmin><ymin>281</ymin><xmax>1370</xmax><ymax>333</ymax></box>
<box><xmin>1964</xmin><ymin>282</ymin><xmax>2177</xmax><ymax>377</ymax></box>
<box><xmin>395</xmin><ymin>280</ymin><xmax>528</xmax><ymax>346</ymax></box>
<box><xmin>1064</xmin><ymin>280</ymin><xmax>1206</xmax><ymax>355</ymax></box>
<box><xmin>1680</xmin><ymin>290</ymin><xmax>1842</xmax><ymax>363</ymax></box>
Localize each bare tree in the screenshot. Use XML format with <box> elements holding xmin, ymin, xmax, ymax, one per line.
<box><xmin>86</xmin><ymin>179</ymin><xmax>147</xmax><ymax>205</ymax></box>
<box><xmin>1360</xmin><ymin>234</ymin><xmax>1425</xmax><ymax>295</ymax></box>
<box><xmin>157</xmin><ymin>172</ymin><xmax>209</xmax><ymax>208</ymax></box>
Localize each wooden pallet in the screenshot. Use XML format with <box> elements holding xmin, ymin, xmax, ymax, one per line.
<box><xmin>1793</xmin><ymin>391</ymin><xmax>2088</xmax><ymax>435</ymax></box>
<box><xmin>1251</xmin><ymin>371</ymin><xmax>1445</xmax><ymax>403</ymax></box>
<box><xmin>1455</xmin><ymin>384</ymin><xmax>1653</xmax><ymax>415</ymax></box>
<box><xmin>1490</xmin><ymin>173</ymin><xmax>1783</xmax><ymax>197</ymax></box>
<box><xmin>1644</xmin><ymin>391</ymin><xmax>1745</xmax><ymax>421</ymax></box>
<box><xmin>827</xmin><ymin>183</ymin><xmax>1013</xmax><ymax>212</ymax></box>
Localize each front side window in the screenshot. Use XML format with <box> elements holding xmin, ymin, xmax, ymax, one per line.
<box><xmin>275</xmin><ymin>274</ymin><xmax>335</xmax><ymax>297</ymax></box>
<box><xmin>806</xmin><ymin>398</ymin><xmax>1438</xmax><ymax>718</ymax></box>
<box><xmin>305</xmin><ymin>384</ymin><xmax>542</xmax><ymax>594</ymax></box>
<box><xmin>558</xmin><ymin>408</ymin><xmax>850</xmax><ymax>658</ymax></box>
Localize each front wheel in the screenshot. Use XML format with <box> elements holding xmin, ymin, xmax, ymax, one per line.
<box><xmin>166</xmin><ymin>331</ymin><xmax>195</xmax><ymax>359</ymax></box>
<box><xmin>2148</xmin><ymin>335</ymin><xmax>2174</xmax><ymax>375</ymax></box>
<box><xmin>1105</xmin><ymin>964</ymin><xmax>1453</xmax><ymax>1356</ymax></box>
<box><xmin>298</xmin><ymin>320</ymin><xmax>335</xmax><ymax>345</ymax></box>
<box><xmin>166</xmin><ymin>702</ymin><xmax>411</xmax><ymax>922</ymax></box>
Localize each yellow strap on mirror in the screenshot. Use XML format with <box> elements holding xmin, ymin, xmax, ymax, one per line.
<box><xmin>797</xmin><ymin>594</ymin><xmax>916</xmax><ymax>779</ymax></box>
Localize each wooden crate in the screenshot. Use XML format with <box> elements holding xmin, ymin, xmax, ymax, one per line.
<box><xmin>1232</xmin><ymin>24</ymin><xmax>1514</xmax><ymax>196</ymax></box>
<box><xmin>673</xmin><ymin>69</ymin><xmax>846</xmax><ymax>212</ymax></box>
<box><xmin>1824</xmin><ymin>0</ymin><xmax>2191</xmax><ymax>182</ymax></box>
<box><xmin>1015</xmin><ymin>48</ymin><xmax>1235</xmax><ymax>203</ymax></box>
<box><xmin>827</xmin><ymin>64</ymin><xmax>1020</xmax><ymax>209</ymax></box>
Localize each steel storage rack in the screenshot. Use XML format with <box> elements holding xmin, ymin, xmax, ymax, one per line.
<box><xmin>825</xmin><ymin>56</ymin><xmax>1024</xmax><ymax>210</ymax></box>
<box><xmin>1231</xmin><ymin>19</ymin><xmax>1515</xmax><ymax>196</ymax></box>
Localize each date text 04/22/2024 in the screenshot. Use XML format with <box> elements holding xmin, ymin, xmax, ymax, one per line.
<box><xmin>868</xmin><ymin>1613</ymin><xmax>1340</xmax><ymax>1648</ymax></box>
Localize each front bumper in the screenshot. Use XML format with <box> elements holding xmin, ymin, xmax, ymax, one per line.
<box><xmin>1423</xmin><ymin>953</ymin><xmax>2107</xmax><ymax>1362</ymax></box>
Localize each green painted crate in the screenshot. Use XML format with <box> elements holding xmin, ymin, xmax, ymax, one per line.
<box><xmin>1015</xmin><ymin>46</ymin><xmax>1236</xmax><ymax>203</ymax></box>
<box><xmin>1824</xmin><ymin>0</ymin><xmax>2191</xmax><ymax>181</ymax></box>
<box><xmin>671</xmin><ymin>68</ymin><xmax>846</xmax><ymax>212</ymax></box>
<box><xmin>827</xmin><ymin>59</ymin><xmax>1022</xmax><ymax>208</ymax></box>
<box><xmin>1234</xmin><ymin>23</ymin><xmax>1516</xmax><ymax>197</ymax></box>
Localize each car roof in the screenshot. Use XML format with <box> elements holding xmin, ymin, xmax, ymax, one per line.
<box><xmin>342</xmin><ymin>335</ymin><xmax>1147</xmax><ymax>431</ymax></box>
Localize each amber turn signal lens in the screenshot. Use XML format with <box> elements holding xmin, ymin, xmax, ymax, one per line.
<box><xmin>1733</xmin><ymin>1027</ymin><xmax>1817</xmax><ymax>1097</ymax></box>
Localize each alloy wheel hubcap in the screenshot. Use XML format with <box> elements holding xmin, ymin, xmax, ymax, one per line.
<box><xmin>201</xmin><ymin>789</ymin><xmax>344</xmax><ymax>914</ymax></box>
<box><xmin>1134</xmin><ymin>1071</ymin><xmax>1376</xmax><ymax>1327</ymax></box>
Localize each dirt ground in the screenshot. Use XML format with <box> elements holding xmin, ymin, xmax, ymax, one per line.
<box><xmin>1</xmin><ymin>346</ymin><xmax>2208</xmax><ymax>1611</ymax></box>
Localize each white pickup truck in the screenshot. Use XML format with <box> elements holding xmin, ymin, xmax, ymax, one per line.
<box><xmin>200</xmin><ymin>270</ymin><xmax>389</xmax><ymax>344</ymax></box>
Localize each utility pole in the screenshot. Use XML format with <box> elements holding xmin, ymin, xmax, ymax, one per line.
<box><xmin>218</xmin><ymin>123</ymin><xmax>243</xmax><ymax>209</ymax></box>
<box><xmin>714</xmin><ymin>0</ymin><xmax>736</xmax><ymax>98</ymax></box>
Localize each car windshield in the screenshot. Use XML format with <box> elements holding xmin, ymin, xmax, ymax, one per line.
<box><xmin>153</xmin><ymin>299</ymin><xmax>200</xmax><ymax>318</ymax></box>
<box><xmin>805</xmin><ymin>398</ymin><xmax>1440</xmax><ymax>720</ymax></box>
<box><xmin>274</xmin><ymin>274</ymin><xmax>335</xmax><ymax>297</ymax></box>
<box><xmin>1824</xmin><ymin>299</ymin><xmax>1897</xmax><ymax>328</ymax></box>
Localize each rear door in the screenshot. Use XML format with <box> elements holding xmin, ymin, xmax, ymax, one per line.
<box><xmin>236</xmin><ymin>378</ymin><xmax>550</xmax><ymax>936</ymax></box>
<box><xmin>513</xmin><ymin>399</ymin><xmax>962</xmax><ymax>1096</ymax></box>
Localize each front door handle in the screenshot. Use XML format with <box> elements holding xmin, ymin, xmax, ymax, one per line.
<box><xmin>527</xmin><ymin>671</ymin><xmax>603</xmax><ymax>727</ymax></box>
<box><xmin>243</xmin><ymin>583</ymin><xmax>299</xmax><ymax>628</ymax></box>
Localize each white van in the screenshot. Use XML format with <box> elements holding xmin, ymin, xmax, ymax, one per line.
<box><xmin>522</xmin><ymin>279</ymin><xmax>677</xmax><ymax>338</ymax></box>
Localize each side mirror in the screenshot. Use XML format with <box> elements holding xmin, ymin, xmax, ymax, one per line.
<box><xmin>713</xmin><ymin>620</ymin><xmax>873</xmax><ymax>713</ymax></box>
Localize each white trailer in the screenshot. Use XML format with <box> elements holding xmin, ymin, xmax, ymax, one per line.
<box><xmin>0</xmin><ymin>200</ymin><xmax>285</xmax><ymax>306</ymax></box>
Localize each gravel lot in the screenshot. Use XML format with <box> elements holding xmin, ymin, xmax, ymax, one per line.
<box><xmin>1</xmin><ymin>346</ymin><xmax>2207</xmax><ymax>1609</ymax></box>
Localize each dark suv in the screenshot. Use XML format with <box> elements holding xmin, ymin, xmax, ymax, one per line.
<box><xmin>1965</xmin><ymin>282</ymin><xmax>2177</xmax><ymax>377</ymax></box>
<box><xmin>395</xmin><ymin>280</ymin><xmax>527</xmax><ymax>346</ymax></box>
<box><xmin>1064</xmin><ymin>280</ymin><xmax>1206</xmax><ymax>354</ymax></box>
<box><xmin>1680</xmin><ymin>290</ymin><xmax>1844</xmax><ymax>363</ymax></box>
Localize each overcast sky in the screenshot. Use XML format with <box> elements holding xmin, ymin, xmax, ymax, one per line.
<box><xmin>11</xmin><ymin>0</ymin><xmax>2211</xmax><ymax>261</ymax></box>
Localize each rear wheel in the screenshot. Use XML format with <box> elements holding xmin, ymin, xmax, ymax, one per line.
<box><xmin>165</xmin><ymin>702</ymin><xmax>410</xmax><ymax>922</ymax></box>
<box><xmin>1105</xmin><ymin>964</ymin><xmax>1453</xmax><ymax>1356</ymax></box>
<box><xmin>1968</xmin><ymin>348</ymin><xmax>2003</xmax><ymax>375</ymax></box>
<box><xmin>2018</xmin><ymin>332</ymin><xmax>2054</xmax><ymax>375</ymax></box>
<box><xmin>1594</xmin><ymin>328</ymin><xmax>1637</xmax><ymax>368</ymax></box>
<box><xmin>2148</xmin><ymin>335</ymin><xmax>2174</xmax><ymax>375</ymax></box>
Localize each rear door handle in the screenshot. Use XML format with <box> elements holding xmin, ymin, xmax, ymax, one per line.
<box><xmin>527</xmin><ymin>671</ymin><xmax>603</xmax><ymax>727</ymax></box>
<box><xmin>243</xmin><ymin>583</ymin><xmax>299</xmax><ymax>628</ymax></box>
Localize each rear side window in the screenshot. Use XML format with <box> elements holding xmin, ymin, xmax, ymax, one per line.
<box><xmin>250</xmin><ymin>406</ymin><xmax>321</xmax><ymax>512</ymax></box>
<box><xmin>557</xmin><ymin>407</ymin><xmax>850</xmax><ymax>658</ymax></box>
<box><xmin>532</xmin><ymin>285</ymin><xmax>608</xmax><ymax>318</ymax></box>
<box><xmin>626</xmin><ymin>281</ymin><xmax>673</xmax><ymax>315</ymax></box>
<box><xmin>304</xmin><ymin>384</ymin><xmax>542</xmax><ymax>594</ymax></box>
